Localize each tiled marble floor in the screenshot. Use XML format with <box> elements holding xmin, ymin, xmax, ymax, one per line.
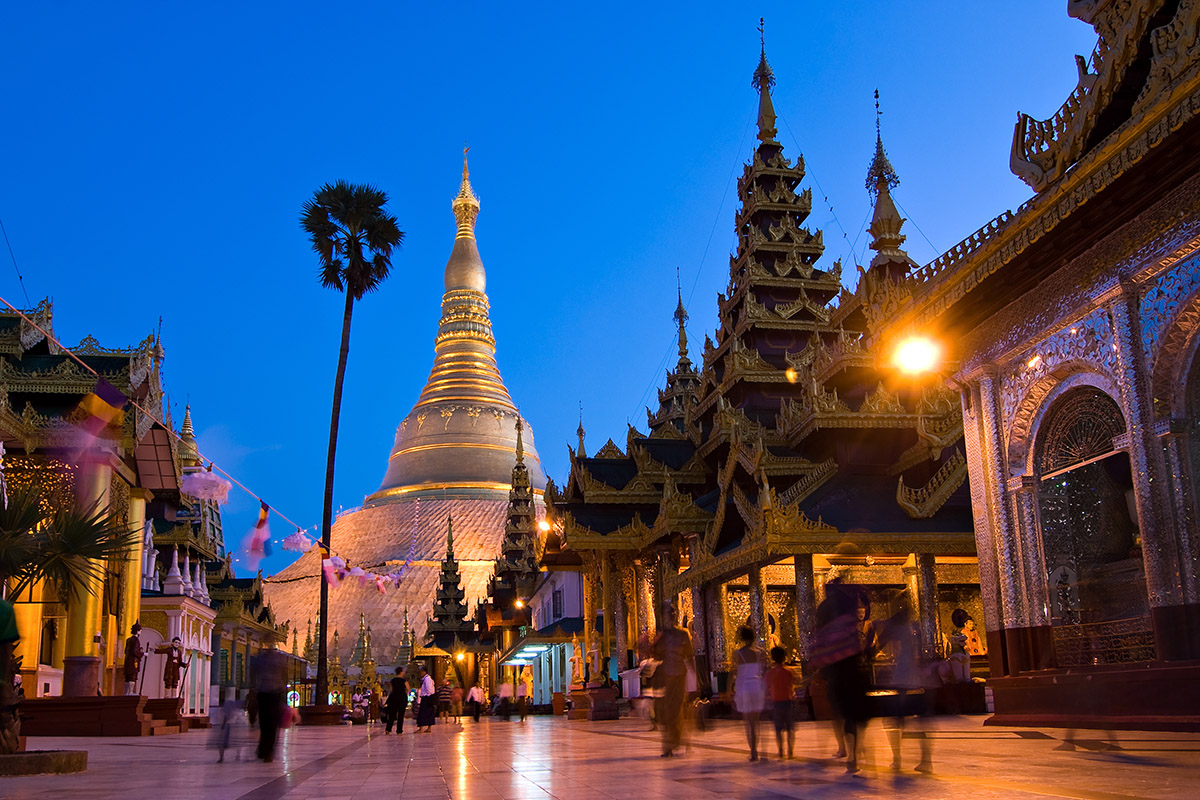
<box><xmin>5</xmin><ymin>714</ymin><xmax>1200</xmax><ymax>799</ymax></box>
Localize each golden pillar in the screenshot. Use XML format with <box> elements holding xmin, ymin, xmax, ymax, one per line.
<box><xmin>121</xmin><ymin>488</ymin><xmax>152</xmax><ymax>641</ymax></box>
<box><xmin>600</xmin><ymin>553</ymin><xmax>612</xmax><ymax>663</ymax></box>
<box><xmin>581</xmin><ymin>554</ymin><xmax>596</xmax><ymax>679</ymax></box>
<box><xmin>63</xmin><ymin>458</ymin><xmax>112</xmax><ymax>696</ymax></box>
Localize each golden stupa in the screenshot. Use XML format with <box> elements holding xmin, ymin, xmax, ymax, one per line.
<box><xmin>266</xmin><ymin>155</ymin><xmax>546</xmax><ymax>660</ymax></box>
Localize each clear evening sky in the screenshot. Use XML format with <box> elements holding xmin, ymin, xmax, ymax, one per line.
<box><xmin>0</xmin><ymin>3</ymin><xmax>1095</xmax><ymax>575</ymax></box>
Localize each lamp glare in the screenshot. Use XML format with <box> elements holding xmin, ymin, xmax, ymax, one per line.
<box><xmin>893</xmin><ymin>336</ymin><xmax>941</xmax><ymax>375</ymax></box>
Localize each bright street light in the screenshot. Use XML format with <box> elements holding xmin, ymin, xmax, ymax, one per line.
<box><xmin>893</xmin><ymin>336</ymin><xmax>942</xmax><ymax>375</ymax></box>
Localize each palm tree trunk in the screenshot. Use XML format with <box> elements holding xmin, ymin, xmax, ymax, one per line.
<box><xmin>316</xmin><ymin>291</ymin><xmax>355</xmax><ymax>707</ymax></box>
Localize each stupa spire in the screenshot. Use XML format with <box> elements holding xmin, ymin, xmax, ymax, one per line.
<box><xmin>576</xmin><ymin>404</ymin><xmax>586</xmax><ymax>458</ymax></box>
<box><xmin>515</xmin><ymin>416</ymin><xmax>524</xmax><ymax>464</ymax></box>
<box><xmin>452</xmin><ymin>146</ymin><xmax>481</xmax><ymax>240</ymax></box>
<box><xmin>865</xmin><ymin>91</ymin><xmax>910</xmax><ymax>269</ymax></box>
<box><xmin>752</xmin><ymin>19</ymin><xmax>778</xmax><ymax>143</ymax></box>
<box><xmin>178</xmin><ymin>405</ymin><xmax>199</xmax><ymax>465</ymax></box>
<box><xmin>369</xmin><ymin>156</ymin><xmax>548</xmax><ymax>506</ymax></box>
<box><xmin>674</xmin><ymin>272</ymin><xmax>689</xmax><ymax>362</ymax></box>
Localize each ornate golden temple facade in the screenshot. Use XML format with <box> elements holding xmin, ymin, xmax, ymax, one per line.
<box><xmin>266</xmin><ymin>158</ymin><xmax>548</xmax><ymax>666</ymax></box>
<box><xmin>871</xmin><ymin>1</ymin><xmax>1200</xmax><ymax>726</ymax></box>
<box><xmin>551</xmin><ymin>46</ymin><xmax>980</xmax><ymax>696</ymax></box>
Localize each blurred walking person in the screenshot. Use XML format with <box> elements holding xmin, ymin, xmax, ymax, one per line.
<box><xmin>651</xmin><ymin>601</ymin><xmax>694</xmax><ymax>758</ymax></box>
<box><xmin>250</xmin><ymin>644</ymin><xmax>287</xmax><ymax>763</ymax></box>
<box><xmin>385</xmin><ymin>666</ymin><xmax>408</xmax><ymax>734</ymax></box>
<box><xmin>812</xmin><ymin>580</ymin><xmax>871</xmax><ymax>773</ymax></box>
<box><xmin>732</xmin><ymin>625</ymin><xmax>765</xmax><ymax>761</ymax></box>
<box><xmin>876</xmin><ymin>602</ymin><xmax>932</xmax><ymax>773</ymax></box>
<box><xmin>451</xmin><ymin>683</ymin><xmax>464</xmax><ymax>723</ymax></box>
<box><xmin>766</xmin><ymin>646</ymin><xmax>794</xmax><ymax>759</ymax></box>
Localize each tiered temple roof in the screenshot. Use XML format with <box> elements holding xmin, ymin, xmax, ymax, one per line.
<box><xmin>553</xmin><ymin>45</ymin><xmax>976</xmax><ymax>604</ymax></box>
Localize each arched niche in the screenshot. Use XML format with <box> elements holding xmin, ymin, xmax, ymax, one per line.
<box><xmin>1032</xmin><ymin>385</ymin><xmax>1149</xmax><ymax>636</ymax></box>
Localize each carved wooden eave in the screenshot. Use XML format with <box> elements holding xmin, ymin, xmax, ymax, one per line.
<box><xmin>0</xmin><ymin>358</ymin><xmax>125</xmax><ymax>395</ymax></box>
<box><xmin>775</xmin><ymin>457</ymin><xmax>838</xmax><ymax>507</ymax></box>
<box><xmin>560</xmin><ymin>512</ymin><xmax>654</xmax><ymax>552</ymax></box>
<box><xmin>888</xmin><ymin>10</ymin><xmax>1200</xmax><ymax>340</ymax></box>
<box><xmin>897</xmin><ymin>449</ymin><xmax>968</xmax><ymax>519</ymax></box>
<box><xmin>654</xmin><ymin>477</ymin><xmax>712</xmax><ymax>536</ymax></box>
<box><xmin>776</xmin><ymin>383</ymin><xmax>920</xmax><ymax>443</ymax></box>
<box><xmin>0</xmin><ymin>397</ymin><xmax>81</xmax><ymax>454</ymax></box>
<box><xmin>811</xmin><ymin>329</ymin><xmax>873</xmax><ymax>384</ymax></box>
<box><xmin>668</xmin><ymin>527</ymin><xmax>979</xmax><ymax>595</ymax></box>
<box><xmin>1011</xmin><ymin>0</ymin><xmax>1172</xmax><ymax>191</ymax></box>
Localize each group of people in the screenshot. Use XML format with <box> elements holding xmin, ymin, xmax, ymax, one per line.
<box><xmin>380</xmin><ymin>665</ymin><xmax>489</xmax><ymax>733</ymax></box>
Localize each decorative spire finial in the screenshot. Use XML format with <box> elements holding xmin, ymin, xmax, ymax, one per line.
<box><xmin>674</xmin><ymin>269</ymin><xmax>689</xmax><ymax>359</ymax></box>
<box><xmin>866</xmin><ymin>89</ymin><xmax>899</xmax><ymax>195</ymax></box>
<box><xmin>577</xmin><ymin>403</ymin><xmax>586</xmax><ymax>457</ymax></box>
<box><xmin>445</xmin><ymin>513</ymin><xmax>455</xmax><ymax>559</ymax></box>
<box><xmin>452</xmin><ymin>145</ymin><xmax>481</xmax><ymax>239</ymax></box>
<box><xmin>514</xmin><ymin>416</ymin><xmax>525</xmax><ymax>463</ymax></box>
<box><xmin>752</xmin><ymin>19</ymin><xmax>777</xmax><ymax>143</ymax></box>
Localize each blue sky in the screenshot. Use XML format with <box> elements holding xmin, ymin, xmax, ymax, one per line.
<box><xmin>0</xmin><ymin>3</ymin><xmax>1096</xmax><ymax>574</ymax></box>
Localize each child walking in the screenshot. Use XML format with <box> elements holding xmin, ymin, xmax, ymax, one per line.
<box><xmin>766</xmin><ymin>646</ymin><xmax>794</xmax><ymax>759</ymax></box>
<box><xmin>732</xmin><ymin>625</ymin><xmax>765</xmax><ymax>761</ymax></box>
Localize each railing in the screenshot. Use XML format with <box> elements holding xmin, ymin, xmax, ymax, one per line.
<box><xmin>1052</xmin><ymin>615</ymin><xmax>1156</xmax><ymax>667</ymax></box>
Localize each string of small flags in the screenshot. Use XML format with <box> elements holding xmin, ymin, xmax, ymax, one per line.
<box><xmin>0</xmin><ymin>292</ymin><xmax>380</xmax><ymax>574</ymax></box>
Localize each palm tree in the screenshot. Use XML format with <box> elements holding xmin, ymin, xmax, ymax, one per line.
<box><xmin>301</xmin><ymin>181</ymin><xmax>403</xmax><ymax>708</ymax></box>
<box><xmin>0</xmin><ymin>485</ymin><xmax>139</xmax><ymax>754</ymax></box>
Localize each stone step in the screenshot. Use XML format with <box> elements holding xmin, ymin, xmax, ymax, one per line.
<box><xmin>151</xmin><ymin>725</ymin><xmax>180</xmax><ymax>736</ymax></box>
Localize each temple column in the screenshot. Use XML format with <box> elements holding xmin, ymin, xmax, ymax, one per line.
<box><xmin>748</xmin><ymin>566</ymin><xmax>769</xmax><ymax>654</ymax></box>
<box><xmin>612</xmin><ymin>557</ymin><xmax>629</xmax><ymax>673</ymax></box>
<box><xmin>1009</xmin><ymin>477</ymin><xmax>1050</xmax><ymax>631</ymax></box>
<box><xmin>959</xmin><ymin>377</ymin><xmax>1007</xmax><ymax>676</ymax></box>
<box><xmin>63</xmin><ymin>456</ymin><xmax>113</xmax><ymax>697</ymax></box>
<box><xmin>793</xmin><ymin>553</ymin><xmax>816</xmax><ymax>665</ymax></box>
<box><xmin>581</xmin><ymin>554</ymin><xmax>595</xmax><ymax>678</ymax></box>
<box><xmin>121</xmin><ymin>488</ymin><xmax>152</xmax><ymax>643</ymax></box>
<box><xmin>976</xmin><ymin>370</ymin><xmax>1045</xmax><ymax>674</ymax></box>
<box><xmin>1110</xmin><ymin>284</ymin><xmax>1196</xmax><ymax>658</ymax></box>
<box><xmin>913</xmin><ymin>553</ymin><xmax>940</xmax><ymax>659</ymax></box>
<box><xmin>601</xmin><ymin>553</ymin><xmax>613</xmax><ymax>667</ymax></box>
<box><xmin>707</xmin><ymin>581</ymin><xmax>730</xmax><ymax>687</ymax></box>
<box><xmin>634</xmin><ymin>558</ymin><xmax>654</xmax><ymax>641</ymax></box>
<box><xmin>686</xmin><ymin>537</ymin><xmax>708</xmax><ymax>678</ymax></box>
<box><xmin>1161</xmin><ymin>421</ymin><xmax>1198</xmax><ymax>605</ymax></box>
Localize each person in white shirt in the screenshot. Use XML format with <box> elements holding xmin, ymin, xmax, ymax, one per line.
<box><xmin>416</xmin><ymin>666</ymin><xmax>437</xmax><ymax>732</ymax></box>
<box><xmin>466</xmin><ymin>684</ymin><xmax>484</xmax><ymax>722</ymax></box>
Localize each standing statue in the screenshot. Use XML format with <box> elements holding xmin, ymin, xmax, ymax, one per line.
<box><xmin>569</xmin><ymin>633</ymin><xmax>583</xmax><ymax>686</ymax></box>
<box><xmin>158</xmin><ymin>637</ymin><xmax>188</xmax><ymax>693</ymax></box>
<box><xmin>587</xmin><ymin>631</ymin><xmax>601</xmax><ymax>682</ymax></box>
<box><xmin>123</xmin><ymin>622</ymin><xmax>144</xmax><ymax>695</ymax></box>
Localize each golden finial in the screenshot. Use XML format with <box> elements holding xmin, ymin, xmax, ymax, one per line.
<box><xmin>453</xmin><ymin>144</ymin><xmax>480</xmax><ymax>239</ymax></box>
<box><xmin>866</xmin><ymin>89</ymin><xmax>899</xmax><ymax>194</ymax></box>
<box><xmin>752</xmin><ymin>19</ymin><xmax>777</xmax><ymax>143</ymax></box>
<box><xmin>515</xmin><ymin>415</ymin><xmax>525</xmax><ymax>464</ymax></box>
<box><xmin>674</xmin><ymin>268</ymin><xmax>689</xmax><ymax>359</ymax></box>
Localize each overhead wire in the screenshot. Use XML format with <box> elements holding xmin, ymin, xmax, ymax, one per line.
<box><xmin>0</xmin><ymin>218</ymin><xmax>31</xmax><ymax>307</ymax></box>
<box><xmin>0</xmin><ymin>292</ymin><xmax>320</xmax><ymax>555</ymax></box>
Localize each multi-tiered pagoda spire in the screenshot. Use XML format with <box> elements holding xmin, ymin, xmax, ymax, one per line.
<box><xmin>864</xmin><ymin>91</ymin><xmax>913</xmax><ymax>275</ymax></box>
<box><xmin>648</xmin><ymin>285</ymin><xmax>701</xmax><ymax>436</ymax></box>
<box><xmin>425</xmin><ymin>515</ymin><xmax>475</xmax><ymax>642</ymax></box>
<box><xmin>489</xmin><ymin>419</ymin><xmax>540</xmax><ymax>601</ymax></box>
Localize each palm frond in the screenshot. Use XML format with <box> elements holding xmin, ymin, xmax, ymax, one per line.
<box><xmin>0</xmin><ymin>487</ymin><xmax>46</xmax><ymax>586</ymax></box>
<box><xmin>15</xmin><ymin>503</ymin><xmax>140</xmax><ymax>605</ymax></box>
